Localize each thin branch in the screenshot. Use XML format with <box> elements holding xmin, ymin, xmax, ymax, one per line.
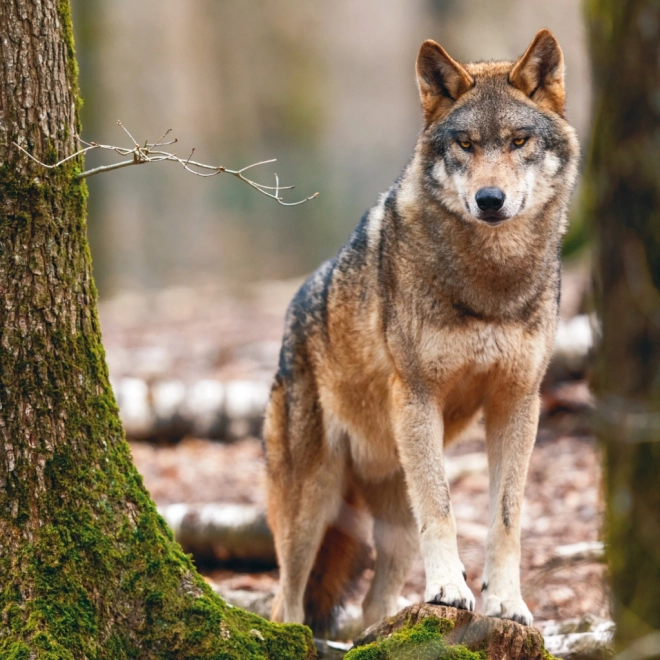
<box><xmin>13</xmin><ymin>121</ymin><xmax>319</xmax><ymax>206</ymax></box>
<box><xmin>79</xmin><ymin>160</ymin><xmax>140</xmax><ymax>179</ymax></box>
<box><xmin>238</xmin><ymin>158</ymin><xmax>277</xmax><ymax>173</ymax></box>
<box><xmin>183</xmin><ymin>147</ymin><xmax>196</xmax><ymax>169</ymax></box>
<box><xmin>117</xmin><ymin>120</ymin><xmax>139</xmax><ymax>148</ymax></box>
<box><xmin>148</xmin><ymin>127</ymin><xmax>174</xmax><ymax>149</ymax></box>
<box><xmin>14</xmin><ymin>141</ymin><xmax>98</xmax><ymax>168</ymax></box>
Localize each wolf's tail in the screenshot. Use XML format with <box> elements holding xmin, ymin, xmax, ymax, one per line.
<box><xmin>303</xmin><ymin>495</ymin><xmax>372</xmax><ymax>637</ymax></box>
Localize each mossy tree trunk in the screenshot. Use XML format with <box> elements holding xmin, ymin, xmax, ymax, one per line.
<box><xmin>585</xmin><ymin>0</ymin><xmax>660</xmax><ymax>651</ymax></box>
<box><xmin>0</xmin><ymin>2</ymin><xmax>313</xmax><ymax>658</ymax></box>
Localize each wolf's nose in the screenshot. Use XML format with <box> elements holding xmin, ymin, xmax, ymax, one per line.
<box><xmin>475</xmin><ymin>187</ymin><xmax>506</xmax><ymax>211</ymax></box>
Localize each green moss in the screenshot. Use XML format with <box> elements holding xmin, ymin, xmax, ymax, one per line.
<box><xmin>6</xmin><ymin>643</ymin><xmax>32</xmax><ymax>660</ymax></box>
<box><xmin>541</xmin><ymin>648</ymin><xmax>560</xmax><ymax>660</ymax></box>
<box><xmin>345</xmin><ymin>617</ymin><xmax>484</xmax><ymax>660</ymax></box>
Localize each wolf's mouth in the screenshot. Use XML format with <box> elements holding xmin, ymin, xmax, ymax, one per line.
<box><xmin>478</xmin><ymin>212</ymin><xmax>508</xmax><ymax>225</ymax></box>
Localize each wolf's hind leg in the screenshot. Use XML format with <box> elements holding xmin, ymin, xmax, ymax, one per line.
<box><xmin>265</xmin><ymin>381</ymin><xmax>344</xmax><ymax>626</ymax></box>
<box><xmin>360</xmin><ymin>471</ymin><xmax>418</xmax><ymax>627</ymax></box>
<box><xmin>268</xmin><ymin>458</ymin><xmax>344</xmax><ymax>625</ymax></box>
<box><xmin>481</xmin><ymin>393</ymin><xmax>538</xmax><ymax>626</ymax></box>
<box><xmin>269</xmin><ymin>470</ymin><xmax>343</xmax><ymax>624</ymax></box>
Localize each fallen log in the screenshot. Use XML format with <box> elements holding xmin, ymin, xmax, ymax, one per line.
<box><xmin>113</xmin><ymin>378</ymin><xmax>270</xmax><ymax>442</ymax></box>
<box><xmin>159</xmin><ymin>502</ymin><xmax>276</xmax><ymax>566</ymax></box>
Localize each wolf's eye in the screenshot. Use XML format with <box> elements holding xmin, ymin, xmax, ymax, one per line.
<box><xmin>512</xmin><ymin>137</ymin><xmax>528</xmax><ymax>148</ymax></box>
<box><xmin>458</xmin><ymin>141</ymin><xmax>472</xmax><ymax>151</ymax></box>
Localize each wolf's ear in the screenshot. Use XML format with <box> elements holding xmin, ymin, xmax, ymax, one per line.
<box><xmin>509</xmin><ymin>29</ymin><xmax>566</xmax><ymax>116</ymax></box>
<box><xmin>416</xmin><ymin>40</ymin><xmax>474</xmax><ymax>124</ymax></box>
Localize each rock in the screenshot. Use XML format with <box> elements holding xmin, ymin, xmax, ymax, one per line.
<box><xmin>216</xmin><ymin>588</ymin><xmax>274</xmax><ymax>619</ymax></box>
<box><xmin>314</xmin><ymin>639</ymin><xmax>352</xmax><ymax>659</ymax></box>
<box><xmin>543</xmin><ymin>631</ymin><xmax>614</xmax><ymax>660</ymax></box>
<box><xmin>543</xmin><ymin>614</ymin><xmax>615</xmax><ymax>660</ymax></box>
<box><xmin>352</xmin><ymin>603</ymin><xmax>551</xmax><ymax>660</ymax></box>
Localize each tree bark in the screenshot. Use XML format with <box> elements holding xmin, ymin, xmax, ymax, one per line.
<box><xmin>0</xmin><ymin>2</ymin><xmax>313</xmax><ymax>658</ymax></box>
<box><xmin>585</xmin><ymin>0</ymin><xmax>660</xmax><ymax>651</ymax></box>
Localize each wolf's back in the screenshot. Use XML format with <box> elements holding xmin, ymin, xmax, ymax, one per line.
<box><xmin>276</xmin><ymin>257</ymin><xmax>336</xmax><ymax>382</ymax></box>
<box><xmin>276</xmin><ymin>210</ymin><xmax>374</xmax><ymax>382</ymax></box>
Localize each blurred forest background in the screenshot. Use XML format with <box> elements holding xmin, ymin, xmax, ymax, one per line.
<box><xmin>63</xmin><ymin>1</ymin><xmax>613</xmax><ymax>649</ymax></box>
<box><xmin>71</xmin><ymin>0</ymin><xmax>591</xmax><ymax>295</ymax></box>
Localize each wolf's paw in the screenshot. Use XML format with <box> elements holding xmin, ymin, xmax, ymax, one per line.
<box><xmin>482</xmin><ymin>593</ymin><xmax>533</xmax><ymax>626</ymax></box>
<box><xmin>425</xmin><ymin>573</ymin><xmax>475</xmax><ymax>611</ymax></box>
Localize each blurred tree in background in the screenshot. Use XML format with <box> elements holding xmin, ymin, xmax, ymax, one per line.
<box><xmin>586</xmin><ymin>0</ymin><xmax>660</xmax><ymax>653</ymax></box>
<box><xmin>0</xmin><ymin>1</ymin><xmax>313</xmax><ymax>656</ymax></box>
<box><xmin>70</xmin><ymin>0</ymin><xmax>591</xmax><ymax>296</ymax></box>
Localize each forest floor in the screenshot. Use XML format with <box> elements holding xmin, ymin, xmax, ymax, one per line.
<box><xmin>100</xmin><ymin>263</ymin><xmax>609</xmax><ymax>633</ymax></box>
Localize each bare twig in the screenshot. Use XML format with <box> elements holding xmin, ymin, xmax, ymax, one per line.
<box><xmin>13</xmin><ymin>121</ymin><xmax>319</xmax><ymax>206</ymax></box>
<box><xmin>117</xmin><ymin>120</ymin><xmax>139</xmax><ymax>149</ymax></box>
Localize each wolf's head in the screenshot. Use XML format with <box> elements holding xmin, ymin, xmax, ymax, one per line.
<box><xmin>414</xmin><ymin>29</ymin><xmax>579</xmax><ymax>227</ymax></box>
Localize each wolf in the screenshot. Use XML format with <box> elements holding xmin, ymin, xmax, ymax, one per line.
<box><xmin>264</xmin><ymin>28</ymin><xmax>579</xmax><ymax>633</ymax></box>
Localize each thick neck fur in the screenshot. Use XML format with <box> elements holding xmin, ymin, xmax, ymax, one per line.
<box><xmin>383</xmin><ymin>157</ymin><xmax>567</xmax><ymax>323</ymax></box>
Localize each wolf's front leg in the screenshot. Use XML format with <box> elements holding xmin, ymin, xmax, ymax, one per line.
<box><xmin>482</xmin><ymin>392</ymin><xmax>539</xmax><ymax>626</ymax></box>
<box><xmin>391</xmin><ymin>378</ymin><xmax>475</xmax><ymax>611</ymax></box>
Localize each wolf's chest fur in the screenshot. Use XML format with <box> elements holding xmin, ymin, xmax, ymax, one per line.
<box><xmin>322</xmin><ymin>294</ymin><xmax>551</xmax><ymax>481</ymax></box>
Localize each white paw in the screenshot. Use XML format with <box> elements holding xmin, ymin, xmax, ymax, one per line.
<box><xmin>482</xmin><ymin>592</ymin><xmax>533</xmax><ymax>626</ymax></box>
<box><xmin>425</xmin><ymin>569</ymin><xmax>475</xmax><ymax>612</ymax></box>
